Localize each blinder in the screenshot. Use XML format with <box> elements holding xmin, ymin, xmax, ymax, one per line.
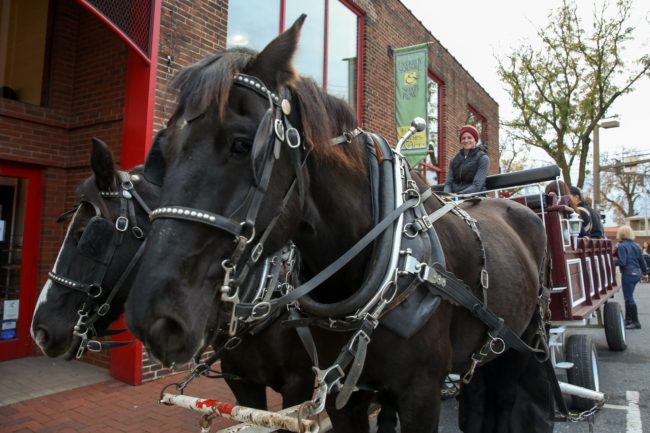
<box><xmin>77</xmin><ymin>216</ymin><xmax>118</xmax><ymax>264</ymax></box>
<box><xmin>251</xmin><ymin>107</ymin><xmax>276</xmax><ymax>186</ymax></box>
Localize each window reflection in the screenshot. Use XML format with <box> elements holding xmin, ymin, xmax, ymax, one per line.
<box><xmin>286</xmin><ymin>0</ymin><xmax>325</xmax><ymax>84</ymax></box>
<box><xmin>327</xmin><ymin>1</ymin><xmax>358</xmax><ymax>110</ymax></box>
<box><xmin>226</xmin><ymin>0</ymin><xmax>360</xmax><ymax>110</ymax></box>
<box><xmin>226</xmin><ymin>0</ymin><xmax>280</xmax><ymax>51</ymax></box>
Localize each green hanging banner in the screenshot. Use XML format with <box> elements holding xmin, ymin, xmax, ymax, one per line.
<box><xmin>394</xmin><ymin>43</ymin><xmax>428</xmax><ymax>167</ymax></box>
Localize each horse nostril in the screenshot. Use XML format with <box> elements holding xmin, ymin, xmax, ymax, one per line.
<box><xmin>150</xmin><ymin>317</ymin><xmax>190</xmax><ymax>362</ymax></box>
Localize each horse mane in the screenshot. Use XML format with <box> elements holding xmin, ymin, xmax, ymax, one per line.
<box><xmin>170</xmin><ymin>49</ymin><xmax>365</xmax><ymax>175</ymax></box>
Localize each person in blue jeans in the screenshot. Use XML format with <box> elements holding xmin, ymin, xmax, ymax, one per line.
<box><xmin>615</xmin><ymin>226</ymin><xmax>648</xmax><ymax>329</ymax></box>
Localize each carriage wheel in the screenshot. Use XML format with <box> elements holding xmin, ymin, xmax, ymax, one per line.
<box><xmin>604</xmin><ymin>302</ymin><xmax>627</xmax><ymax>351</ymax></box>
<box><xmin>566</xmin><ymin>334</ymin><xmax>600</xmax><ymax>411</ymax></box>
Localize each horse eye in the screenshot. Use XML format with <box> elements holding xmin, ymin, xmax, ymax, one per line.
<box><xmin>230</xmin><ymin>139</ymin><xmax>252</xmax><ymax>156</ymax></box>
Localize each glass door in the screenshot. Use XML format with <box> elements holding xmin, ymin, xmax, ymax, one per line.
<box><xmin>0</xmin><ymin>163</ymin><xmax>42</xmax><ymax>361</ymax></box>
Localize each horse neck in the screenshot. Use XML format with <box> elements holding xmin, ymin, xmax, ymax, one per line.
<box><xmin>294</xmin><ymin>157</ymin><xmax>373</xmax><ymax>283</ymax></box>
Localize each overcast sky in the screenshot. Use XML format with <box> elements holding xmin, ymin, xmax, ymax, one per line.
<box><xmin>400</xmin><ymin>0</ymin><xmax>650</xmax><ymax>166</ymax></box>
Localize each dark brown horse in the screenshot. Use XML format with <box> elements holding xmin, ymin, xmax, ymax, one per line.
<box><xmin>124</xmin><ymin>16</ymin><xmax>548</xmax><ymax>433</ymax></box>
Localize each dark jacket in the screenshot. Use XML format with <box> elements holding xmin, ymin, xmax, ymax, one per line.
<box><xmin>615</xmin><ymin>239</ymin><xmax>648</xmax><ymax>277</ymax></box>
<box><xmin>578</xmin><ymin>201</ymin><xmax>604</xmax><ymax>239</ymax></box>
<box><xmin>443</xmin><ymin>146</ymin><xmax>489</xmax><ymax>194</ymax></box>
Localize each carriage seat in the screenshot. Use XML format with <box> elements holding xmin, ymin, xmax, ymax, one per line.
<box><xmin>431</xmin><ymin>165</ymin><xmax>560</xmax><ymax>193</ymax></box>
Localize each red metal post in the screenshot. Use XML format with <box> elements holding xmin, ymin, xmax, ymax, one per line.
<box><xmin>109</xmin><ymin>0</ymin><xmax>162</xmax><ymax>385</ymax></box>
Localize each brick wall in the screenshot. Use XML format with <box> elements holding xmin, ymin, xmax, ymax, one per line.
<box><xmin>356</xmin><ymin>0</ymin><xmax>499</xmax><ymax>175</ymax></box>
<box><xmin>0</xmin><ymin>0</ymin><xmax>127</xmax><ymax>367</ymax></box>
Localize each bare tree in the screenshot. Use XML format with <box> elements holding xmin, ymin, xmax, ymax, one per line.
<box><xmin>498</xmin><ymin>0</ymin><xmax>650</xmax><ymax>187</ymax></box>
<box><xmin>600</xmin><ymin>153</ymin><xmax>650</xmax><ymax>224</ymax></box>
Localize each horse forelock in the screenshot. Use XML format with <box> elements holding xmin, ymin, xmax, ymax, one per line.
<box><xmin>169</xmin><ymin>49</ymin><xmax>365</xmax><ymax>177</ymax></box>
<box><xmin>170</xmin><ymin>49</ymin><xmax>256</xmax><ymax>126</ymax></box>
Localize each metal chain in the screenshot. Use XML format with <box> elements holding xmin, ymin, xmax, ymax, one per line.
<box><xmin>566</xmin><ymin>398</ymin><xmax>606</xmax><ymax>422</ymax></box>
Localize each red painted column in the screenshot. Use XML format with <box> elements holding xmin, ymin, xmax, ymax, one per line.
<box><xmin>109</xmin><ymin>0</ymin><xmax>162</xmax><ymax>386</ymax></box>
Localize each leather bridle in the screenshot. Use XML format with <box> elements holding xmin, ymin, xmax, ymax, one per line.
<box><xmin>150</xmin><ymin>73</ymin><xmax>308</xmax><ymax>334</ymax></box>
<box><xmin>48</xmin><ymin>171</ymin><xmax>152</xmax><ymax>358</ymax></box>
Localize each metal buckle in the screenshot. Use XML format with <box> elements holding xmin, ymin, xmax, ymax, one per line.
<box><xmin>132</xmin><ymin>226</ymin><xmax>144</xmax><ymax>239</ymax></box>
<box><xmin>250</xmin><ymin>243</ymin><xmax>263</xmax><ymax>262</ymax></box>
<box><xmin>250</xmin><ymin>301</ymin><xmax>272</xmax><ymax>320</ymax></box>
<box><xmin>115</xmin><ymin>216</ymin><xmax>129</xmax><ymax>232</ymax></box>
<box><xmin>481</xmin><ymin>269</ymin><xmax>489</xmax><ymax>289</ymax></box>
<box><xmin>97</xmin><ymin>303</ymin><xmax>110</xmax><ymax>316</ymax></box>
<box><xmin>348</xmin><ymin>329</ymin><xmax>371</xmax><ymax>350</ymax></box>
<box><xmin>224</xmin><ymin>336</ymin><xmax>242</xmax><ymax>350</ymax></box>
<box><xmin>86</xmin><ymin>340</ymin><xmax>102</xmax><ymax>352</ymax></box>
<box><xmin>286</xmin><ymin>127</ymin><xmax>301</xmax><ymax>148</ymax></box>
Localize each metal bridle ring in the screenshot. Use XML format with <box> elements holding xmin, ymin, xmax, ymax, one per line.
<box><xmin>88</xmin><ymin>284</ymin><xmax>103</xmax><ymax>298</ymax></box>
<box><xmin>402</xmin><ymin>223</ymin><xmax>419</xmax><ymax>239</ymax></box>
<box><xmin>286</xmin><ymin>127</ymin><xmax>301</xmax><ymax>148</ymax></box>
<box><xmin>239</xmin><ymin>222</ymin><xmax>256</xmax><ymax>244</ymax></box>
<box><xmin>115</xmin><ymin>216</ymin><xmax>129</xmax><ymax>232</ymax></box>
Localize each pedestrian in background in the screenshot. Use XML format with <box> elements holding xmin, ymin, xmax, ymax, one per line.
<box><xmin>615</xmin><ymin>226</ymin><xmax>648</xmax><ymax>329</ymax></box>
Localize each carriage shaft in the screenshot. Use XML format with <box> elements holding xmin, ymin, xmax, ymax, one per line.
<box><xmin>160</xmin><ymin>393</ymin><xmax>318</xmax><ymax>433</ymax></box>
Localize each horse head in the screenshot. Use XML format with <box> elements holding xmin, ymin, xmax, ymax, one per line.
<box><xmin>31</xmin><ymin>138</ymin><xmax>158</xmax><ymax>359</ymax></box>
<box><xmin>125</xmin><ymin>15</ymin><xmax>369</xmax><ymax>366</ymax></box>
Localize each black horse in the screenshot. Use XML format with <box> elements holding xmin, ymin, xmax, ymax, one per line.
<box><xmin>29</xmin><ymin>138</ymin><xmax>315</xmax><ymax>413</ymax></box>
<box><xmin>124</xmin><ymin>16</ymin><xmax>549</xmax><ymax>433</ymax></box>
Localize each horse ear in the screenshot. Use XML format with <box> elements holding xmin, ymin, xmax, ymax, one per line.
<box><xmin>90</xmin><ymin>138</ymin><xmax>117</xmax><ymax>191</ymax></box>
<box><xmin>144</xmin><ymin>128</ymin><xmax>167</xmax><ymax>186</ymax></box>
<box><xmin>249</xmin><ymin>14</ymin><xmax>306</xmax><ymax>88</ymax></box>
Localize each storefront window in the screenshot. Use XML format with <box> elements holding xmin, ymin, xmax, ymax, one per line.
<box><xmin>420</xmin><ymin>74</ymin><xmax>443</xmax><ymax>186</ymax></box>
<box><xmin>327</xmin><ymin>1</ymin><xmax>358</xmax><ymax>110</ymax></box>
<box><xmin>226</xmin><ymin>0</ymin><xmax>280</xmax><ymax>51</ymax></box>
<box><xmin>466</xmin><ymin>107</ymin><xmax>486</xmax><ymax>146</ymax></box>
<box><xmin>227</xmin><ymin>0</ymin><xmax>361</xmax><ymax>111</ymax></box>
<box><xmin>0</xmin><ymin>0</ymin><xmax>50</xmax><ymax>106</ymax></box>
<box><xmin>285</xmin><ymin>0</ymin><xmax>325</xmax><ymax>83</ymax></box>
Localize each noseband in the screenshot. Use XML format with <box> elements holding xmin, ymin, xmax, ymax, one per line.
<box><xmin>48</xmin><ymin>171</ymin><xmax>152</xmax><ymax>358</ymax></box>
<box><xmin>150</xmin><ymin>73</ymin><xmax>308</xmax><ymax>334</ymax></box>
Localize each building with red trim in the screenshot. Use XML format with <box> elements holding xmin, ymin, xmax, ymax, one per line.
<box><xmin>0</xmin><ymin>0</ymin><xmax>498</xmax><ymax>384</ymax></box>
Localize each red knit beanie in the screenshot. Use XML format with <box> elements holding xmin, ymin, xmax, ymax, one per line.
<box><xmin>459</xmin><ymin>125</ymin><xmax>479</xmax><ymax>142</ymax></box>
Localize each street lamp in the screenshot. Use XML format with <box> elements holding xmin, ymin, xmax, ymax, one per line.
<box><xmin>593</xmin><ymin>118</ymin><xmax>620</xmax><ymax>213</ymax></box>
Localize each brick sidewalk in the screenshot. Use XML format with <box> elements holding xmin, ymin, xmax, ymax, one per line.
<box><xmin>0</xmin><ymin>373</ymin><xmax>282</xmax><ymax>433</ymax></box>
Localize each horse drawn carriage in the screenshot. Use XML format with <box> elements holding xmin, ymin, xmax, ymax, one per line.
<box><xmin>31</xmin><ymin>14</ymin><xmax>624</xmax><ymax>433</ymax></box>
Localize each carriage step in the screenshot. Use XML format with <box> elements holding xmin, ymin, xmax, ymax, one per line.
<box><xmin>555</xmin><ymin>362</ymin><xmax>574</xmax><ymax>369</ymax></box>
